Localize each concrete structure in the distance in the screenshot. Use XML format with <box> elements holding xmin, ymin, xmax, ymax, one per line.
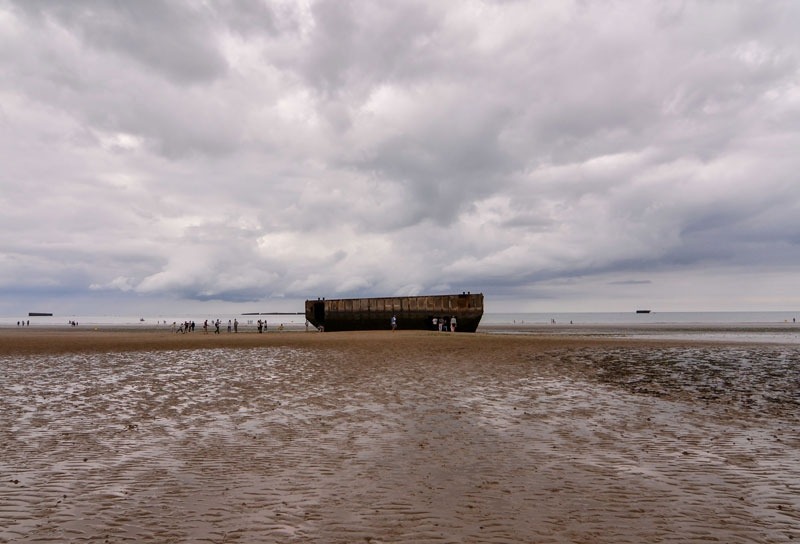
<box><xmin>305</xmin><ymin>293</ymin><xmax>484</xmax><ymax>332</ymax></box>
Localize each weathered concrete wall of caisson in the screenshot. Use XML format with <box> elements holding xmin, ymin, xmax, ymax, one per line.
<box><xmin>305</xmin><ymin>293</ymin><xmax>484</xmax><ymax>332</ymax></box>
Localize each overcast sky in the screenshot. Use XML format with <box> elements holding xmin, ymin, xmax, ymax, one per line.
<box><xmin>2</xmin><ymin>0</ymin><xmax>799</xmax><ymax>316</ymax></box>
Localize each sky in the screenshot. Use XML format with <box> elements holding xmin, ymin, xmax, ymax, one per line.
<box><xmin>1</xmin><ymin>0</ymin><xmax>800</xmax><ymax>316</ymax></box>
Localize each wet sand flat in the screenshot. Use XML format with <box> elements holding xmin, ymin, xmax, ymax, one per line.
<box><xmin>1</xmin><ymin>329</ymin><xmax>798</xmax><ymax>542</ymax></box>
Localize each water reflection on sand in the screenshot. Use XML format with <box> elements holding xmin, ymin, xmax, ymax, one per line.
<box><xmin>1</xmin><ymin>343</ymin><xmax>798</xmax><ymax>542</ymax></box>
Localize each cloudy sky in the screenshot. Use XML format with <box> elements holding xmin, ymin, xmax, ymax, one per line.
<box><xmin>2</xmin><ymin>0</ymin><xmax>799</xmax><ymax>316</ymax></box>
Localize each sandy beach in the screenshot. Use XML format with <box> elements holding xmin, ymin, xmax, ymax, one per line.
<box><xmin>1</xmin><ymin>328</ymin><xmax>798</xmax><ymax>542</ymax></box>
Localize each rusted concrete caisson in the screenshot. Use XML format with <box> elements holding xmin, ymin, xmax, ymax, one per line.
<box><xmin>305</xmin><ymin>293</ymin><xmax>484</xmax><ymax>332</ymax></box>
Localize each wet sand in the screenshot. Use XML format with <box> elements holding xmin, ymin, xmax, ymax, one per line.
<box><xmin>1</xmin><ymin>328</ymin><xmax>798</xmax><ymax>542</ymax></box>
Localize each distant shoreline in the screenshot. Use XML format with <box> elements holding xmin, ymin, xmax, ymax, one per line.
<box><xmin>240</xmin><ymin>312</ymin><xmax>304</xmax><ymax>315</ymax></box>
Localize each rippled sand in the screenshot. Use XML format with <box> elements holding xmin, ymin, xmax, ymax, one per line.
<box><xmin>1</xmin><ymin>329</ymin><xmax>798</xmax><ymax>542</ymax></box>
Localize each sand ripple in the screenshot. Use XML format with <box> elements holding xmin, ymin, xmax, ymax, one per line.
<box><xmin>1</xmin><ymin>341</ymin><xmax>798</xmax><ymax>542</ymax></box>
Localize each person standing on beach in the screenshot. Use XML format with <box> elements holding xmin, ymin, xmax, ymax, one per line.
<box><xmin>227</xmin><ymin>320</ymin><xmax>232</xmax><ymax>333</ymax></box>
<box><xmin>450</xmin><ymin>316</ymin><xmax>457</xmax><ymax>332</ymax></box>
<box><xmin>391</xmin><ymin>315</ymin><xmax>397</xmax><ymax>331</ymax></box>
<box><xmin>234</xmin><ymin>318</ymin><xmax>238</xmax><ymax>333</ymax></box>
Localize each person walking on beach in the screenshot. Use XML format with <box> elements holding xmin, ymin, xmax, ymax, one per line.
<box><xmin>227</xmin><ymin>320</ymin><xmax>232</xmax><ymax>333</ymax></box>
<box><xmin>391</xmin><ymin>315</ymin><xmax>397</xmax><ymax>331</ymax></box>
<box><xmin>214</xmin><ymin>320</ymin><xmax>220</xmax><ymax>334</ymax></box>
<box><xmin>450</xmin><ymin>315</ymin><xmax>457</xmax><ymax>332</ymax></box>
<box><xmin>203</xmin><ymin>320</ymin><xmax>208</xmax><ymax>334</ymax></box>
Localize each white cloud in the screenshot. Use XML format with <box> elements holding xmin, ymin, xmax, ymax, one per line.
<box><xmin>2</xmin><ymin>0</ymin><xmax>800</xmax><ymax>314</ymax></box>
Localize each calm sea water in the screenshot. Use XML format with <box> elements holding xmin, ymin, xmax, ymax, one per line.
<box><xmin>481</xmin><ymin>312</ymin><xmax>800</xmax><ymax>344</ymax></box>
<box><xmin>3</xmin><ymin>311</ymin><xmax>800</xmax><ymax>343</ymax></box>
<box><xmin>0</xmin><ymin>313</ymin><xmax>308</xmax><ymax>328</ymax></box>
<box><xmin>481</xmin><ymin>311</ymin><xmax>800</xmax><ymax>326</ymax></box>
<box><xmin>3</xmin><ymin>311</ymin><xmax>799</xmax><ymax>328</ymax></box>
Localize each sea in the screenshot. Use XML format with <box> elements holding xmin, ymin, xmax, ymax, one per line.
<box><xmin>3</xmin><ymin>311</ymin><xmax>800</xmax><ymax>343</ymax></box>
<box><xmin>482</xmin><ymin>311</ymin><xmax>800</xmax><ymax>326</ymax></box>
<box><xmin>481</xmin><ymin>311</ymin><xmax>800</xmax><ymax>344</ymax></box>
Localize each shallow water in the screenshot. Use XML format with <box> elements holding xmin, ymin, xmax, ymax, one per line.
<box><xmin>1</xmin><ymin>345</ymin><xmax>798</xmax><ymax>542</ymax></box>
<box><xmin>561</xmin><ymin>345</ymin><xmax>800</xmax><ymax>416</ymax></box>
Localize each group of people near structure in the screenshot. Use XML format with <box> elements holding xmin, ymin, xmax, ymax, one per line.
<box><xmin>171</xmin><ymin>318</ymin><xmax>285</xmax><ymax>334</ymax></box>
<box><xmin>390</xmin><ymin>315</ymin><xmax>458</xmax><ymax>332</ymax></box>
<box><xmin>432</xmin><ymin>316</ymin><xmax>457</xmax><ymax>332</ymax></box>
<box><xmin>173</xmin><ymin>319</ymin><xmax>239</xmax><ymax>334</ymax></box>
